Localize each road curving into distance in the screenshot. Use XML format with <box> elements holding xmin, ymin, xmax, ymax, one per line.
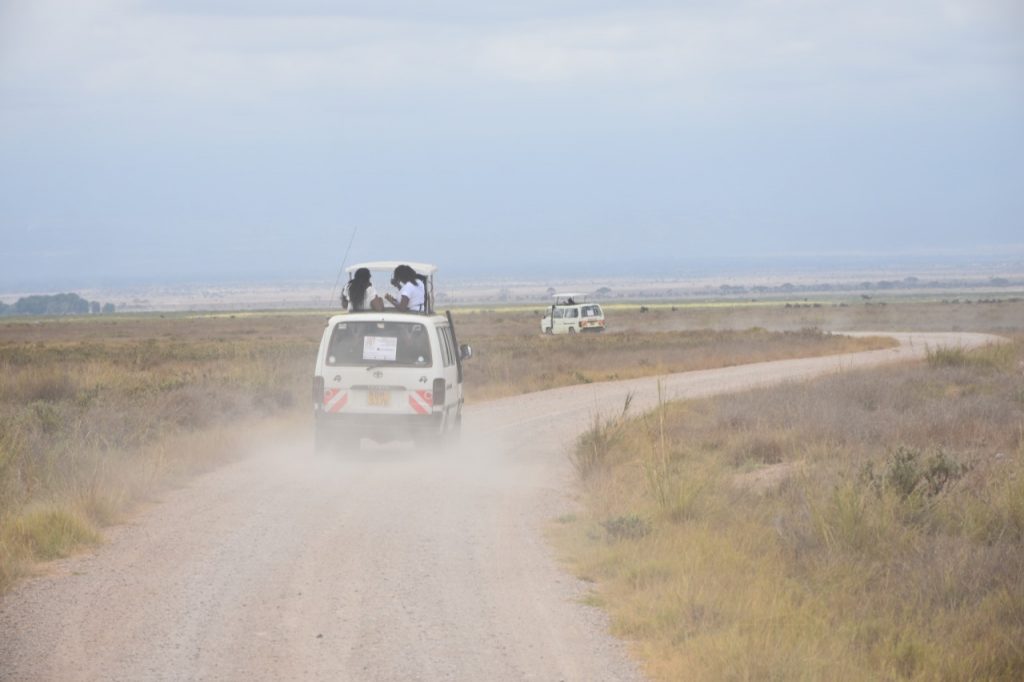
<box><xmin>0</xmin><ymin>332</ymin><xmax>1000</xmax><ymax>681</ymax></box>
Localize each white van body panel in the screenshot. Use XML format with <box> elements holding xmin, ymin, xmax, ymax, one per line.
<box><xmin>540</xmin><ymin>296</ymin><xmax>605</xmax><ymax>335</ymax></box>
<box><xmin>313</xmin><ymin>310</ymin><xmax>465</xmax><ymax>448</ymax></box>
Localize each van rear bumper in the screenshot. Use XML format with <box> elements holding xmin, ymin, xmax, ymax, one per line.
<box><xmin>314</xmin><ymin>411</ymin><xmax>444</xmax><ymax>441</ymax></box>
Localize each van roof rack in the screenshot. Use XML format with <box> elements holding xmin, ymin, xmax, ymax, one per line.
<box><xmin>346</xmin><ymin>261</ymin><xmax>438</xmax><ymax>277</ymax></box>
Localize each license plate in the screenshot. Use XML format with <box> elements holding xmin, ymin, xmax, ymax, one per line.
<box><xmin>367</xmin><ymin>389</ymin><xmax>390</xmax><ymax>407</ymax></box>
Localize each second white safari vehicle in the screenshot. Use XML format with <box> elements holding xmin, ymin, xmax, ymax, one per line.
<box><xmin>312</xmin><ymin>261</ymin><xmax>472</xmax><ymax>451</ymax></box>
<box><xmin>540</xmin><ymin>293</ymin><xmax>606</xmax><ymax>335</ymax></box>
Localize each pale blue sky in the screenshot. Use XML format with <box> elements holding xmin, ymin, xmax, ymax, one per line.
<box><xmin>1</xmin><ymin>0</ymin><xmax>1022</xmax><ymax>287</ymax></box>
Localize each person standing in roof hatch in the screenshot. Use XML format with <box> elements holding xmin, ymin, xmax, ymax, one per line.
<box><xmin>385</xmin><ymin>264</ymin><xmax>426</xmax><ymax>312</ymax></box>
<box><xmin>341</xmin><ymin>267</ymin><xmax>384</xmax><ymax>311</ymax></box>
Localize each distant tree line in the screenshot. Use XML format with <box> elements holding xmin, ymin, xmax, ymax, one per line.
<box><xmin>712</xmin><ymin>276</ymin><xmax>1022</xmax><ymax>297</ymax></box>
<box><xmin>0</xmin><ymin>293</ymin><xmax>116</xmax><ymax>316</ymax></box>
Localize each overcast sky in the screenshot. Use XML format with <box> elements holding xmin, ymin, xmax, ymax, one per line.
<box><xmin>1</xmin><ymin>0</ymin><xmax>1022</xmax><ymax>287</ymax></box>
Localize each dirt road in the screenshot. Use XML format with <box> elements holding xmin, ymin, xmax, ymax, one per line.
<box><xmin>0</xmin><ymin>332</ymin><xmax>998</xmax><ymax>681</ymax></box>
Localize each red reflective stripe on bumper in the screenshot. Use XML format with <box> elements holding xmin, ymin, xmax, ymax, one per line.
<box><xmin>325</xmin><ymin>390</ymin><xmax>348</xmax><ymax>413</ymax></box>
<box><xmin>408</xmin><ymin>390</ymin><xmax>431</xmax><ymax>414</ymax></box>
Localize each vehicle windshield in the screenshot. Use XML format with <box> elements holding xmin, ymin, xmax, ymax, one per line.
<box><xmin>326</xmin><ymin>321</ymin><xmax>432</xmax><ymax>367</ymax></box>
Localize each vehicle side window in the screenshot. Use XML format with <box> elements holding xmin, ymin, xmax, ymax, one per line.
<box><xmin>439</xmin><ymin>326</ymin><xmax>454</xmax><ymax>367</ymax></box>
<box><xmin>566</xmin><ymin>308</ymin><xmax>579</xmax><ymax>319</ymax></box>
<box><xmin>553</xmin><ymin>308</ymin><xmax>564</xmax><ymax>319</ymax></box>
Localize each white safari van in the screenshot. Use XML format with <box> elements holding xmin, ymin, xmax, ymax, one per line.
<box><xmin>313</xmin><ymin>262</ymin><xmax>472</xmax><ymax>451</ymax></box>
<box><xmin>540</xmin><ymin>293</ymin><xmax>605</xmax><ymax>335</ymax></box>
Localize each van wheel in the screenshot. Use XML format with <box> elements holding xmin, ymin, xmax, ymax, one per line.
<box><xmin>315</xmin><ymin>419</ymin><xmax>357</xmax><ymax>455</ymax></box>
<box><xmin>568</xmin><ymin>327</ymin><xmax>576</xmax><ymax>335</ymax></box>
<box><xmin>545</xmin><ymin>327</ymin><xmax>553</xmax><ymax>335</ymax></box>
<box><xmin>314</xmin><ymin>419</ymin><xmax>330</xmax><ymax>454</ymax></box>
<box><xmin>446</xmin><ymin>413</ymin><xmax>463</xmax><ymax>446</ymax></box>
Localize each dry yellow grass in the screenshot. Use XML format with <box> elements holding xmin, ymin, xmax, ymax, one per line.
<box><xmin>464</xmin><ymin>327</ymin><xmax>893</xmax><ymax>401</ymax></box>
<box><xmin>553</xmin><ymin>337</ymin><xmax>1024</xmax><ymax>680</ymax></box>
<box><xmin>0</xmin><ymin>314</ymin><xmax>320</xmax><ymax>591</ymax></box>
<box><xmin>600</xmin><ymin>298</ymin><xmax>1024</xmax><ymax>334</ymax></box>
<box><xmin>0</xmin><ymin>302</ymin><xmax>955</xmax><ymax>594</ymax></box>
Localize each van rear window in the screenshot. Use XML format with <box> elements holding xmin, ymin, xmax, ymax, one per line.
<box><xmin>327</xmin><ymin>321</ymin><xmax>432</xmax><ymax>367</ymax></box>
<box><xmin>581</xmin><ymin>305</ymin><xmax>601</xmax><ymax>318</ymax></box>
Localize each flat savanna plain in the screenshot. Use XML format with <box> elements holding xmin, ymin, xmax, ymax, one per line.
<box><xmin>0</xmin><ymin>299</ymin><xmax>1021</xmax><ymax>680</ymax></box>
<box><xmin>0</xmin><ymin>304</ymin><xmax>898</xmax><ymax>591</ymax></box>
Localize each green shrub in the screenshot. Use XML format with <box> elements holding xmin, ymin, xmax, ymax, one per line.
<box><xmin>861</xmin><ymin>446</ymin><xmax>968</xmax><ymax>500</ymax></box>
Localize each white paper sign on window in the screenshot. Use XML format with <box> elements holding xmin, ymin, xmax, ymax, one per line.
<box><xmin>363</xmin><ymin>336</ymin><xmax>398</xmax><ymax>361</ymax></box>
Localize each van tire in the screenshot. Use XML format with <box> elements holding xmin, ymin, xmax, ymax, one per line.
<box><xmin>545</xmin><ymin>327</ymin><xmax>553</xmax><ymax>335</ymax></box>
<box><xmin>314</xmin><ymin>419</ymin><xmax>356</xmax><ymax>455</ymax></box>
<box><xmin>568</xmin><ymin>327</ymin><xmax>576</xmax><ymax>335</ymax></box>
<box><xmin>446</xmin><ymin>413</ymin><xmax>463</xmax><ymax>446</ymax></box>
<box><xmin>314</xmin><ymin>418</ymin><xmax>328</xmax><ymax>454</ymax></box>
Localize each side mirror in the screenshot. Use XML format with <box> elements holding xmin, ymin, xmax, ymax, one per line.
<box><xmin>460</xmin><ymin>344</ymin><xmax>473</xmax><ymax>361</ymax></box>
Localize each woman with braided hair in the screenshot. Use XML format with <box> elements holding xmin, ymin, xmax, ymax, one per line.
<box><xmin>341</xmin><ymin>267</ymin><xmax>384</xmax><ymax>311</ymax></box>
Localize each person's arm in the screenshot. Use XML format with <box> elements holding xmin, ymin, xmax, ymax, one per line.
<box><xmin>383</xmin><ymin>292</ymin><xmax>409</xmax><ymax>309</ymax></box>
<box><xmin>386</xmin><ymin>283</ymin><xmax>412</xmax><ymax>311</ymax></box>
<box><xmin>364</xmin><ymin>285</ymin><xmax>382</xmax><ymax>311</ymax></box>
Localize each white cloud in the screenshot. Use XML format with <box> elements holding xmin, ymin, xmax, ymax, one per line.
<box><xmin>0</xmin><ymin>0</ymin><xmax>1014</xmax><ymax>153</ymax></box>
<box><xmin>1</xmin><ymin>0</ymin><xmax>1019</xmax><ymax>109</ymax></box>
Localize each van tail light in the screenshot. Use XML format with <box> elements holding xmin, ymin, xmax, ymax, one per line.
<box><xmin>432</xmin><ymin>378</ymin><xmax>446</xmax><ymax>408</ymax></box>
<box><xmin>313</xmin><ymin>376</ymin><xmax>325</xmax><ymax>406</ymax></box>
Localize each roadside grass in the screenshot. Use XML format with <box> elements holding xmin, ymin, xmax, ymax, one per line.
<box><xmin>553</xmin><ymin>336</ymin><xmax>1024</xmax><ymax>681</ymax></box>
<box><xmin>463</xmin><ymin>328</ymin><xmax>893</xmax><ymax>401</ymax></box>
<box><xmin>0</xmin><ymin>316</ymin><xmax>319</xmax><ymax>592</ymax></box>
<box><xmin>925</xmin><ymin>342</ymin><xmax>1016</xmax><ymax>371</ymax></box>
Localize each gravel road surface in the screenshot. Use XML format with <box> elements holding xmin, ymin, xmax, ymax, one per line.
<box><xmin>0</xmin><ymin>332</ymin><xmax>998</xmax><ymax>681</ymax></box>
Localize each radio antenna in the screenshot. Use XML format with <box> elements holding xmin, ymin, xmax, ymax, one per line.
<box><xmin>328</xmin><ymin>226</ymin><xmax>358</xmax><ymax>307</ymax></box>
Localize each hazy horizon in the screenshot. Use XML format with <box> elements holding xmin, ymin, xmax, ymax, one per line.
<box><xmin>3</xmin><ymin>248</ymin><xmax>1023</xmax><ymax>299</ymax></box>
<box><xmin>2</xmin><ymin>1</ymin><xmax>1022</xmax><ymax>290</ymax></box>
